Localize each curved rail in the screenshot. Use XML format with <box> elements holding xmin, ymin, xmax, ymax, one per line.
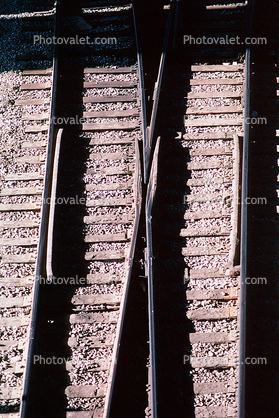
<box><xmin>104</xmin><ymin>138</ymin><xmax>142</xmax><ymax>417</ymax></box>
<box><xmin>103</xmin><ymin>4</ymin><xmax>145</xmax><ymax>415</ymax></box>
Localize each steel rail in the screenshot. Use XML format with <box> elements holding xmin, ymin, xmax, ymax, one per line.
<box><xmin>20</xmin><ymin>2</ymin><xmax>60</xmax><ymax>416</ymax></box>
<box><xmin>145</xmin><ymin>137</ymin><xmax>161</xmax><ymax>418</ymax></box>
<box><xmin>143</xmin><ymin>3</ymin><xmax>186</xmax><ymax>416</ymax></box>
<box><xmin>238</xmin><ymin>1</ymin><xmax>254</xmax><ymax>416</ymax></box>
<box><xmin>131</xmin><ymin>0</ymin><xmax>147</xmax><ymax>184</ymax></box>
<box><xmin>104</xmin><ymin>139</ymin><xmax>142</xmax><ymax>418</ymax></box>
<box><xmin>144</xmin><ymin>0</ymin><xmax>175</xmax><ymax>184</ymax></box>
<box><xmin>238</xmin><ymin>44</ymin><xmax>250</xmax><ymax>418</ymax></box>
<box><xmin>104</xmin><ymin>4</ymin><xmax>145</xmax><ymax>415</ymax></box>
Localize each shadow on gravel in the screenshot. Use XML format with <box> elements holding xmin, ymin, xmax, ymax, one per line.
<box><xmin>26</xmin><ymin>61</ymin><xmax>85</xmax><ymax>417</ymax></box>
<box><xmin>150</xmin><ymin>57</ymin><xmax>195</xmax><ymax>416</ymax></box>
<box><xmin>245</xmin><ymin>54</ymin><xmax>279</xmax><ymax>416</ymax></box>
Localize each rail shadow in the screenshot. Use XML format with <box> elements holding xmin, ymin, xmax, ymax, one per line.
<box><xmin>151</xmin><ymin>56</ymin><xmax>195</xmax><ymax>416</ymax></box>
<box><xmin>245</xmin><ymin>26</ymin><xmax>279</xmax><ymax>417</ymax></box>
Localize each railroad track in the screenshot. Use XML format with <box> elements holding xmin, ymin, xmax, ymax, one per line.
<box><xmin>16</xmin><ymin>1</ymin><xmax>146</xmax><ymax>417</ymax></box>
<box><xmin>2</xmin><ymin>0</ymin><xmax>277</xmax><ymax>417</ymax></box>
<box><xmin>0</xmin><ymin>2</ymin><xmax>55</xmax><ymax>416</ymax></box>
<box><xmin>144</xmin><ymin>1</ymin><xmax>251</xmax><ymax>417</ymax></box>
<box><xmin>148</xmin><ymin>62</ymin><xmax>244</xmax><ymax>418</ymax></box>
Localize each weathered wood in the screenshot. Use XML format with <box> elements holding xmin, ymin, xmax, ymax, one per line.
<box><xmin>0</xmin><ymin>238</ymin><xmax>38</xmax><ymax>246</ymax></box>
<box><xmin>187</xmin><ymin>307</ymin><xmax>237</xmax><ymax>320</ymax></box>
<box><xmin>66</xmin><ymin>411</ymin><xmax>96</xmax><ymax>418</ymax></box>
<box><xmin>0</xmin><ymin>339</ymin><xmax>25</xmax><ymax>350</ymax></box>
<box><xmin>183</xmin><ymin>209</ymin><xmax>230</xmax><ymax>220</ymax></box>
<box><xmin>84</xmin><ymin>233</ymin><xmax>127</xmax><ymax>243</ymax></box>
<box><xmin>0</xmin><ymin>187</ymin><xmax>43</xmax><ymax>196</ymax></box>
<box><xmin>186</xmin><ymin>288</ymin><xmax>238</xmax><ymax>300</ymax></box>
<box><xmin>83</xmin><ymin>214</ymin><xmax>133</xmax><ymax>224</ymax></box>
<box><xmin>84</xmin><ymin>67</ymin><xmax>135</xmax><ymax>74</ymax></box>
<box><xmin>20</xmin><ymin>82</ymin><xmax>51</xmax><ymax>90</ymax></box>
<box><xmin>86</xmin><ymin>197</ymin><xmax>133</xmax><ymax>207</ymax></box>
<box><xmin>191</xmin><ymin>356</ymin><xmax>236</xmax><ymax>368</ymax></box>
<box><xmin>190</xmin><ymin>147</ymin><xmax>232</xmax><ymax>156</ymax></box>
<box><xmin>184</xmin><ymin>118</ymin><xmax>242</xmax><ymax>126</ymax></box>
<box><xmin>0</xmin><ymin>220</ymin><xmax>40</xmax><ymax>228</ymax></box>
<box><xmin>4</xmin><ymin>173</ymin><xmax>44</xmax><ymax>181</ymax></box>
<box><xmin>185</xmin><ymin>268</ymin><xmax>226</xmax><ymax>279</ymax></box>
<box><xmin>83</xmin><ymin>95</ymin><xmax>136</xmax><ymax>103</ymax></box>
<box><xmin>186</xmin><ymin>177</ymin><xmax>231</xmax><ymax>186</ymax></box>
<box><xmin>68</xmin><ymin>335</ymin><xmax>114</xmax><ymax>348</ymax></box>
<box><xmin>87</xmin><ymin>165</ymin><xmax>134</xmax><ymax>175</ymax></box>
<box><xmin>83</xmin><ymin>109</ymin><xmax>139</xmax><ymax>118</ymax></box>
<box><xmin>189</xmin><ymin>78</ymin><xmax>243</xmax><ymax>85</ymax></box>
<box><xmin>184</xmin><ymin>192</ymin><xmax>224</xmax><ymax>204</ymax></box>
<box><xmin>82</xmin><ymin>121</ymin><xmax>139</xmax><ymax>131</ymax></box>
<box><xmin>186</xmin><ymin>105</ymin><xmax>242</xmax><ymax>115</ymax></box>
<box><xmin>0</xmin><ymin>203</ymin><xmax>41</xmax><ymax>212</ymax></box>
<box><xmin>187</xmin><ymin>160</ymin><xmax>233</xmax><ymax>170</ymax></box>
<box><xmin>65</xmin><ymin>385</ymin><xmax>105</xmax><ymax>398</ymax></box>
<box><xmin>88</xmin><ymin>136</ymin><xmax>134</xmax><ymax>146</ymax></box>
<box><xmin>195</xmin><ymin>405</ymin><xmax>236</xmax><ymax>418</ymax></box>
<box><xmin>22</xmin><ymin>113</ymin><xmax>49</xmax><ymax>121</ymax></box>
<box><xmin>84</xmin><ymin>81</ymin><xmax>137</xmax><ymax>88</ymax></box>
<box><xmin>186</xmin><ymin>91</ymin><xmax>242</xmax><ymax>99</ymax></box>
<box><xmin>207</xmin><ymin>2</ymin><xmax>246</xmax><ymax>9</ymax></box>
<box><xmin>1</xmin><ymin>254</ymin><xmax>37</xmax><ymax>264</ymax></box>
<box><xmin>180</xmin><ymin>226</ymin><xmax>230</xmax><ymax>237</ymax></box>
<box><xmin>0</xmin><ymin>296</ymin><xmax>32</xmax><ymax>308</ymax></box>
<box><xmin>85</xmin><ymin>180</ymin><xmax>132</xmax><ymax>191</ymax></box>
<box><xmin>15</xmin><ymin>98</ymin><xmax>50</xmax><ymax>106</ymax></box>
<box><xmin>191</xmin><ymin>64</ymin><xmax>244</xmax><ymax>72</ymax></box>
<box><xmin>22</xmin><ymin>141</ymin><xmax>46</xmax><ymax>148</ymax></box>
<box><xmin>189</xmin><ymin>331</ymin><xmax>237</xmax><ymax>344</ymax></box>
<box><xmin>194</xmin><ymin>381</ymin><xmax>236</xmax><ymax>394</ymax></box>
<box><xmin>85</xmin><ymin>273</ymin><xmax>122</xmax><ymax>284</ymax></box>
<box><xmin>0</xmin><ymin>387</ymin><xmax>22</xmax><ymax>400</ymax></box>
<box><xmin>22</xmin><ymin>69</ymin><xmax>52</xmax><ymax>75</ymax></box>
<box><xmin>69</xmin><ymin>311</ymin><xmax>118</xmax><ymax>324</ymax></box>
<box><xmin>85</xmin><ymin>249</ymin><xmax>125</xmax><ymax>261</ymax></box>
<box><xmin>0</xmin><ymin>277</ymin><xmax>33</xmax><ymax>286</ymax></box>
<box><xmin>25</xmin><ymin>125</ymin><xmax>49</xmax><ymax>133</ymax></box>
<box><xmin>14</xmin><ymin>155</ymin><xmax>45</xmax><ymax>163</ymax></box>
<box><xmin>67</xmin><ymin>409</ymin><xmax>104</xmax><ymax>418</ymax></box>
<box><xmin>66</xmin><ymin>359</ymin><xmax>109</xmax><ymax>372</ymax></box>
<box><xmin>182</xmin><ymin>132</ymin><xmax>235</xmax><ymax>140</ymax></box>
<box><xmin>182</xmin><ymin>246</ymin><xmax>228</xmax><ymax>256</ymax></box>
<box><xmin>88</xmin><ymin>152</ymin><xmax>133</xmax><ymax>160</ymax></box>
<box><xmin>71</xmin><ymin>294</ymin><xmax>120</xmax><ymax>306</ymax></box>
<box><xmin>0</xmin><ymin>317</ymin><xmax>29</xmax><ymax>327</ymax></box>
